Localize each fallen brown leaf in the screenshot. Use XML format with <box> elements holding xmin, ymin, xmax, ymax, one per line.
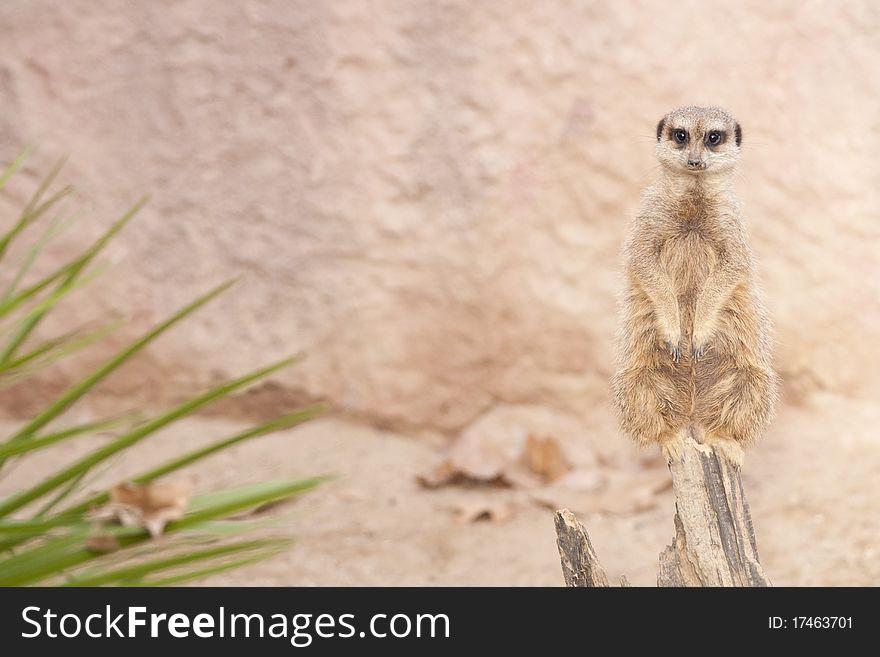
<box><xmin>417</xmin><ymin>432</ymin><xmax>513</xmax><ymax>489</ymax></box>
<box><xmin>85</xmin><ymin>531</ymin><xmax>120</xmax><ymax>553</ymax></box>
<box><xmin>446</xmin><ymin>431</ymin><xmax>509</xmax><ymax>481</ymax></box>
<box><xmin>417</xmin><ymin>432</ymin><xmax>574</xmax><ymax>490</ymax></box>
<box><xmin>522</xmin><ymin>434</ymin><xmax>571</xmax><ymax>483</ymax></box>
<box><xmin>90</xmin><ymin>480</ymin><xmax>193</xmax><ymax>538</ymax></box>
<box><xmin>451</xmin><ymin>499</ymin><xmax>514</xmax><ymax>525</ymax></box>
<box><xmin>417</xmin><ymin>461</ymin><xmax>461</xmax><ymax>489</ymax></box>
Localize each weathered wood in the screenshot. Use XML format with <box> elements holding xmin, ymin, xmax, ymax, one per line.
<box><xmin>657</xmin><ymin>432</ymin><xmax>770</xmax><ymax>586</ymax></box>
<box><xmin>553</xmin><ymin>508</ymin><xmax>609</xmax><ymax>587</ymax></box>
<box><xmin>554</xmin><ymin>428</ymin><xmax>770</xmax><ymax>587</ymax></box>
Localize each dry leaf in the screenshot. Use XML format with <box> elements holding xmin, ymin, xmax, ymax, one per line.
<box><xmin>417</xmin><ymin>461</ymin><xmax>461</xmax><ymax>489</ymax></box>
<box><xmin>417</xmin><ymin>434</ymin><xmax>512</xmax><ymax>489</ymax></box>
<box><xmin>418</xmin><ymin>432</ymin><xmax>574</xmax><ymax>490</ymax></box>
<box><xmin>91</xmin><ymin>481</ymin><xmax>193</xmax><ymax>538</ymax></box>
<box><xmin>522</xmin><ymin>434</ymin><xmax>570</xmax><ymax>483</ymax></box>
<box><xmin>85</xmin><ymin>531</ymin><xmax>120</xmax><ymax>553</ymax></box>
<box><xmin>452</xmin><ymin>499</ymin><xmax>514</xmax><ymax>525</ymax></box>
<box><xmin>446</xmin><ymin>432</ymin><xmax>509</xmax><ymax>481</ymax></box>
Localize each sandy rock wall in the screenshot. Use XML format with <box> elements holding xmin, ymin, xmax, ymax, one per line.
<box><xmin>0</xmin><ymin>0</ymin><xmax>878</xmax><ymax>434</ymax></box>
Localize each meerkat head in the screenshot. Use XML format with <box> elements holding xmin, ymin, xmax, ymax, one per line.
<box><xmin>655</xmin><ymin>106</ymin><xmax>741</xmax><ymax>176</ymax></box>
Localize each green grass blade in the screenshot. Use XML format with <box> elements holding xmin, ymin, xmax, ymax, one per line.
<box><xmin>1</xmin><ymin>209</ymin><xmax>73</xmax><ymax>305</ymax></box>
<box><xmin>0</xmin><ymin>146</ymin><xmax>32</xmax><ymax>192</ymax></box>
<box><xmin>0</xmin><ymin>189</ymin><xmax>141</xmax><ymax>321</ymax></box>
<box><xmin>0</xmin><ymin>196</ymin><xmax>145</xmax><ymax>364</ymax></box>
<box><xmin>0</xmin><ymin>356</ymin><xmax>298</xmax><ymax>516</ymax></box>
<box><xmin>0</xmin><ymin>319</ymin><xmax>123</xmax><ymax>388</ymax></box>
<box><xmin>0</xmin><ymin>260</ymin><xmax>77</xmax><ymax>321</ymax></box>
<box><xmin>32</xmin><ymin>471</ymin><xmax>90</xmax><ymax>518</ymax></box>
<box><xmin>32</xmin><ymin>454</ymin><xmax>124</xmax><ymax>520</ymax></box>
<box><xmin>0</xmin><ymin>316</ymin><xmax>121</xmax><ymax>374</ymax></box>
<box><xmin>176</xmin><ymin>478</ymin><xmax>327</xmax><ymax>527</ymax></box>
<box><xmin>0</xmin><ymin>196</ymin><xmax>138</xmax><ymax>321</ymax></box>
<box><xmin>0</xmin><ymin>263</ymin><xmax>108</xmax><ymax>364</ymax></box>
<box><xmin>0</xmin><ymin>458</ymin><xmax>123</xmax><ymax>553</ymax></box>
<box><xmin>0</xmin><ymin>527</ymin><xmax>90</xmax><ymax>586</ymax></box>
<box><xmin>0</xmin><ymin>414</ymin><xmax>136</xmax><ymax>460</ymax></box>
<box><xmin>2</xmin><ymin>478</ymin><xmax>320</xmax><ymax>585</ymax></box>
<box><xmin>0</xmin><ymin>328</ymin><xmax>74</xmax><ymax>372</ymax></box>
<box><xmin>142</xmin><ymin>550</ymin><xmax>284</xmax><ymax>587</ymax></box>
<box><xmin>0</xmin><ymin>260</ymin><xmax>107</xmax><ymax>326</ymax></box>
<box><xmin>0</xmin><ymin>161</ymin><xmax>72</xmax><ymax>262</ymax></box>
<box><xmin>169</xmin><ymin>517</ymin><xmax>279</xmax><ymax>537</ymax></box>
<box><xmin>2</xmin><ymin>278</ymin><xmax>235</xmax><ymax>448</ymax></box>
<box><xmin>131</xmin><ymin>405</ymin><xmax>325</xmax><ymax>485</ymax></box>
<box><xmin>0</xmin><ymin>260</ymin><xmax>107</xmax><ymax>336</ymax></box>
<box><xmin>19</xmin><ymin>184</ymin><xmax>74</xmax><ymax>231</ymax></box>
<box><xmin>63</xmin><ymin>539</ymin><xmax>289</xmax><ymax>587</ymax></box>
<box><xmin>62</xmin><ymin>195</ymin><xmax>149</xmax><ymax>281</ymax></box>
<box><xmin>0</xmin><ymin>516</ymin><xmax>90</xmax><ymax>537</ymax></box>
<box><xmin>53</xmin><ymin>385</ymin><xmax>303</xmax><ymax>523</ymax></box>
<box><xmin>22</xmin><ymin>156</ymin><xmax>67</xmax><ymax>215</ymax></box>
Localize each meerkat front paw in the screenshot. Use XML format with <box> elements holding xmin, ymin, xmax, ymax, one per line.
<box><xmin>691</xmin><ymin>322</ymin><xmax>715</xmax><ymax>361</ymax></box>
<box><xmin>691</xmin><ymin>323</ymin><xmax>716</xmax><ymax>361</ymax></box>
<box><xmin>666</xmin><ymin>340</ymin><xmax>682</xmax><ymax>363</ymax></box>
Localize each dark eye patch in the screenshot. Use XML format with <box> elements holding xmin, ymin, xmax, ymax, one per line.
<box><xmin>670</xmin><ymin>128</ymin><xmax>688</xmax><ymax>146</ymax></box>
<box><xmin>705</xmin><ymin>130</ymin><xmax>727</xmax><ymax>147</ymax></box>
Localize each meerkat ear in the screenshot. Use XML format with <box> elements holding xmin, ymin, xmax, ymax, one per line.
<box><xmin>734</xmin><ymin>123</ymin><xmax>742</xmax><ymax>146</ymax></box>
<box><xmin>656</xmin><ymin>118</ymin><xmax>666</xmax><ymax>141</ymax></box>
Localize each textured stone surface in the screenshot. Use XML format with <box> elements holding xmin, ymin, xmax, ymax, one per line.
<box><xmin>0</xmin><ymin>0</ymin><xmax>878</xmax><ymax>435</ymax></box>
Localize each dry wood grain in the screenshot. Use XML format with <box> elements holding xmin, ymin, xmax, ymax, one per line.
<box><xmin>554</xmin><ymin>427</ymin><xmax>770</xmax><ymax>587</ymax></box>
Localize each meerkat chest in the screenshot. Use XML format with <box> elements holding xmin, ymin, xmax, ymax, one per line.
<box><xmin>658</xmin><ymin>195</ymin><xmax>723</xmax><ymax>297</ymax></box>
<box><xmin>659</xmin><ymin>233</ymin><xmax>716</xmax><ymax>297</ymax></box>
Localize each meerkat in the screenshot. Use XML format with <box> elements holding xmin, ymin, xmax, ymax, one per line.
<box><xmin>609</xmin><ymin>106</ymin><xmax>779</xmax><ymax>466</ymax></box>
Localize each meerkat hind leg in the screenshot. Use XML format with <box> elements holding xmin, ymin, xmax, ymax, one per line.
<box><xmin>660</xmin><ymin>427</ymin><xmax>688</xmax><ymax>464</ymax></box>
<box><xmin>701</xmin><ymin>430</ymin><xmax>744</xmax><ymax>468</ymax></box>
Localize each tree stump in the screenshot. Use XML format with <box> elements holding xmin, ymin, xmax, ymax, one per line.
<box><xmin>554</xmin><ymin>427</ymin><xmax>771</xmax><ymax>587</ymax></box>
<box><xmin>554</xmin><ymin>508</ymin><xmax>609</xmax><ymax>587</ymax></box>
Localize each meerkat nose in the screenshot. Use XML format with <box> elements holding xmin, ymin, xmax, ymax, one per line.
<box><xmin>687</xmin><ymin>159</ymin><xmax>703</xmax><ymax>168</ymax></box>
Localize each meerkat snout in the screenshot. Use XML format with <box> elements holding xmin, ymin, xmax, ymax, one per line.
<box><xmin>655</xmin><ymin>105</ymin><xmax>742</xmax><ymax>175</ymax></box>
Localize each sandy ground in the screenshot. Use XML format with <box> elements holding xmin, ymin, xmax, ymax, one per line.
<box><xmin>2</xmin><ymin>391</ymin><xmax>878</xmax><ymax>587</ymax></box>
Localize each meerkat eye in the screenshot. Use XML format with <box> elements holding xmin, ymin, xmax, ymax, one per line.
<box><xmin>707</xmin><ymin>131</ymin><xmax>722</xmax><ymax>145</ymax></box>
<box><xmin>673</xmin><ymin>130</ymin><xmax>687</xmax><ymax>144</ymax></box>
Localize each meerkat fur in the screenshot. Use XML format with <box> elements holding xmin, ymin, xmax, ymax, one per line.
<box><xmin>610</xmin><ymin>106</ymin><xmax>779</xmax><ymax>466</ymax></box>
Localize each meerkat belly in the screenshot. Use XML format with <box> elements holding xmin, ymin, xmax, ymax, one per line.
<box><xmin>660</xmin><ymin>232</ymin><xmax>716</xmax><ymax>342</ymax></box>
